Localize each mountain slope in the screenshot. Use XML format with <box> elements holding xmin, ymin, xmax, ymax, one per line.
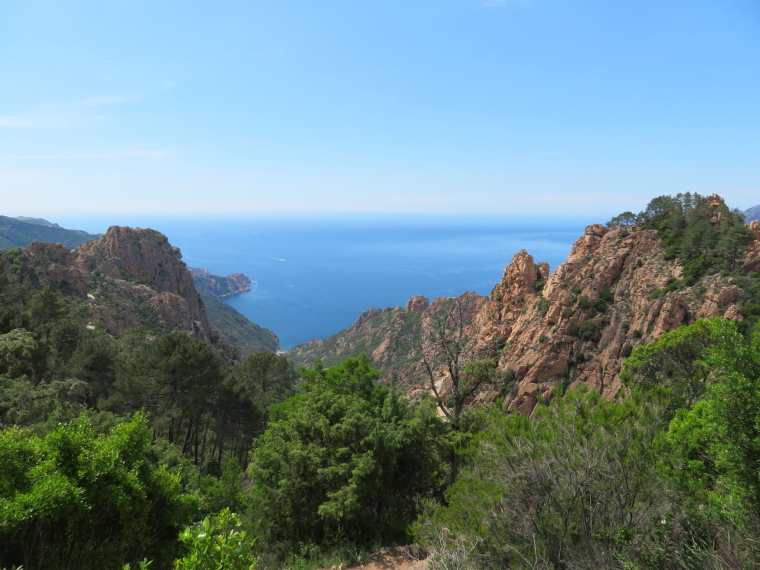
<box><xmin>0</xmin><ymin>215</ymin><xmax>101</xmax><ymax>249</ymax></box>
<box><xmin>288</xmin><ymin>292</ymin><xmax>486</xmax><ymax>381</ymax></box>
<box><xmin>289</xmin><ymin>194</ymin><xmax>760</xmax><ymax>414</ymax></box>
<box><xmin>744</xmin><ymin>205</ymin><xmax>760</xmax><ymax>224</ymax></box>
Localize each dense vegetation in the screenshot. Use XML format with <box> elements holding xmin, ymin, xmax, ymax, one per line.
<box><xmin>196</xmin><ymin>289</ymin><xmax>279</xmax><ymax>355</ymax></box>
<box><xmin>416</xmin><ymin>317</ymin><xmax>760</xmax><ymax>568</ymax></box>
<box><xmin>4</xmin><ymin>195</ymin><xmax>760</xmax><ymax>569</ymax></box>
<box><xmin>0</xmin><ymin>255</ymin><xmax>299</xmax><ymax>569</ymax></box>
<box><xmin>607</xmin><ymin>193</ymin><xmax>754</xmax><ymax>290</ymax></box>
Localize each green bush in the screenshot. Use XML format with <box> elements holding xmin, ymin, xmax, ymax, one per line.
<box><xmin>174</xmin><ymin>509</ymin><xmax>257</xmax><ymax>570</ymax></box>
<box><xmin>0</xmin><ymin>413</ymin><xmax>196</xmax><ymax>570</ymax></box>
<box><xmin>578</xmin><ymin>320</ymin><xmax>597</xmax><ymax>340</ymax></box>
<box><xmin>247</xmin><ymin>357</ymin><xmax>447</xmax><ymax>560</ymax></box>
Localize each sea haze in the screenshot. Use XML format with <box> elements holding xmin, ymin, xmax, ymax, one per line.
<box><xmin>56</xmin><ymin>215</ymin><xmax>589</xmax><ymax>350</ymax></box>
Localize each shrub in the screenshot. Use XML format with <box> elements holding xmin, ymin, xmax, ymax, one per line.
<box><xmin>538</xmin><ymin>298</ymin><xmax>551</xmax><ymax>317</ymax></box>
<box><xmin>174</xmin><ymin>509</ymin><xmax>257</xmax><ymax>570</ymax></box>
<box><xmin>579</xmin><ymin>320</ymin><xmax>597</xmax><ymax>340</ymax></box>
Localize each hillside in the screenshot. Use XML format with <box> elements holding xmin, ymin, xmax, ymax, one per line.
<box><xmin>188</xmin><ymin>267</ymin><xmax>279</xmax><ymax>354</ymax></box>
<box><xmin>189</xmin><ymin>267</ymin><xmax>252</xmax><ymax>297</ymax></box>
<box><xmin>288</xmin><ymin>292</ymin><xmax>486</xmax><ymax>382</ymax></box>
<box><xmin>188</xmin><ymin>268</ymin><xmax>278</xmax><ymax>354</ymax></box>
<box><xmin>3</xmin><ymin>226</ymin><xmax>278</xmax><ymax>358</ymax></box>
<box><xmin>289</xmin><ymin>194</ymin><xmax>760</xmax><ymax>414</ymax></box>
<box><xmin>0</xmin><ymin>215</ymin><xmax>101</xmax><ymax>249</ymax></box>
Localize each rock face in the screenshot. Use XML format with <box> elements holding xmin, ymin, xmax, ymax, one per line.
<box><xmin>289</xmin><ymin>221</ymin><xmax>760</xmax><ymax>415</ymax></box>
<box><xmin>20</xmin><ymin>226</ymin><xmax>216</xmax><ymax>343</ymax></box>
<box><xmin>476</xmin><ymin>224</ymin><xmax>754</xmax><ymax>414</ymax></box>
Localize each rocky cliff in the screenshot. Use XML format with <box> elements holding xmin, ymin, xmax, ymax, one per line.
<box><xmin>289</xmin><ymin>204</ymin><xmax>760</xmax><ymax>414</ymax></box>
<box><xmin>479</xmin><ymin>223</ymin><xmax>753</xmax><ymax>414</ymax></box>
<box><xmin>14</xmin><ymin>226</ymin><xmax>218</xmax><ymax>345</ymax></box>
<box><xmin>189</xmin><ymin>268</ymin><xmax>252</xmax><ymax>297</ymax></box>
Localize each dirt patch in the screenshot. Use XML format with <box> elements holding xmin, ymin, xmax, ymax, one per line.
<box><xmin>342</xmin><ymin>546</ymin><xmax>428</xmax><ymax>570</ymax></box>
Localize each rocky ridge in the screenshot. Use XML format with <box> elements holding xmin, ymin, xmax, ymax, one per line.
<box><xmin>12</xmin><ymin>226</ymin><xmax>219</xmax><ymax>345</ymax></box>
<box><xmin>479</xmin><ymin>223</ymin><xmax>752</xmax><ymax>414</ymax></box>
<box><xmin>289</xmin><ymin>212</ymin><xmax>760</xmax><ymax>414</ymax></box>
<box><xmin>288</xmin><ymin>292</ymin><xmax>486</xmax><ymax>381</ymax></box>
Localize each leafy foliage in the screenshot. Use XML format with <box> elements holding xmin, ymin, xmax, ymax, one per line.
<box><xmin>622</xmin><ymin>317</ymin><xmax>722</xmax><ymax>410</ymax></box>
<box><xmin>0</xmin><ymin>414</ymin><xmax>196</xmax><ymax>570</ymax></box>
<box><xmin>247</xmin><ymin>356</ymin><xmax>447</xmax><ymax>560</ymax></box>
<box><xmin>608</xmin><ymin>193</ymin><xmax>754</xmax><ymax>289</ymax></box>
<box><xmin>174</xmin><ymin>509</ymin><xmax>257</xmax><ymax>570</ymax></box>
<box><xmin>416</xmin><ymin>387</ymin><xmax>672</xmax><ymax>569</ymax></box>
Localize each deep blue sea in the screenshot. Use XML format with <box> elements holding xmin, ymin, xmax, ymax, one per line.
<box><xmin>56</xmin><ymin>215</ymin><xmax>589</xmax><ymax>350</ymax></box>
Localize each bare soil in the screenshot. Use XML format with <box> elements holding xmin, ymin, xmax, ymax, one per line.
<box><xmin>340</xmin><ymin>546</ymin><xmax>429</xmax><ymax>570</ymax></box>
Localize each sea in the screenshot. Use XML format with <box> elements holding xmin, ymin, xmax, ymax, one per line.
<box><xmin>56</xmin><ymin>215</ymin><xmax>590</xmax><ymax>350</ymax></box>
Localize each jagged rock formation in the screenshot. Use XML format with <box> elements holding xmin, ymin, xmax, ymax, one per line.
<box><xmin>19</xmin><ymin>226</ymin><xmax>216</xmax><ymax>343</ymax></box>
<box><xmin>479</xmin><ymin>224</ymin><xmax>751</xmax><ymax>414</ymax></box>
<box><xmin>5</xmin><ymin>225</ymin><xmax>279</xmax><ymax>355</ymax></box>
<box><xmin>189</xmin><ymin>268</ymin><xmax>252</xmax><ymax>297</ymax></box>
<box><xmin>289</xmin><ymin>213</ymin><xmax>760</xmax><ymax>415</ymax></box>
<box><xmin>288</xmin><ymin>292</ymin><xmax>486</xmax><ymax>380</ymax></box>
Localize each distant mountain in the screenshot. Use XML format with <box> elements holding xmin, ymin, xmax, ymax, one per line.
<box><xmin>0</xmin><ymin>215</ymin><xmax>101</xmax><ymax>249</ymax></box>
<box><xmin>744</xmin><ymin>205</ymin><xmax>760</xmax><ymax>224</ymax></box>
<box><xmin>12</xmin><ymin>216</ymin><xmax>63</xmax><ymax>228</ymax></box>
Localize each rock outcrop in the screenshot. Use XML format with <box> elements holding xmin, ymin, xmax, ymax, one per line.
<box><xmin>476</xmin><ymin>224</ymin><xmax>754</xmax><ymax>414</ymax></box>
<box><xmin>189</xmin><ymin>268</ymin><xmax>252</xmax><ymax>297</ymax></box>
<box><xmin>20</xmin><ymin>227</ymin><xmax>216</xmax><ymax>343</ymax></box>
<box><xmin>289</xmin><ymin>219</ymin><xmax>760</xmax><ymax>415</ymax></box>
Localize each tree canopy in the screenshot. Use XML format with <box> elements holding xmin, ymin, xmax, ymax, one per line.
<box><xmin>247</xmin><ymin>356</ymin><xmax>447</xmax><ymax>560</ymax></box>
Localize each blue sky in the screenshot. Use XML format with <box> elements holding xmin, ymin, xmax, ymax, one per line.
<box><xmin>2</xmin><ymin>0</ymin><xmax>759</xmax><ymax>220</ymax></box>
